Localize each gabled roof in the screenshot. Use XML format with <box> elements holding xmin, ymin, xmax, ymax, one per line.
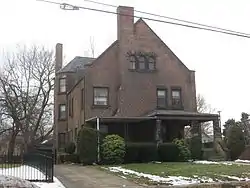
<box><xmin>134</xmin><ymin>18</ymin><xmax>191</xmax><ymax>71</ymax></box>
<box><xmin>57</xmin><ymin>56</ymin><xmax>95</xmax><ymax>74</ymax></box>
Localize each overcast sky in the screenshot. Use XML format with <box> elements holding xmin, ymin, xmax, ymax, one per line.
<box><xmin>1</xmin><ymin>0</ymin><xmax>250</xmax><ymax>125</ymax></box>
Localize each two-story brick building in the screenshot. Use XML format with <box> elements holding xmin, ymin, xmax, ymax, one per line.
<box><xmin>54</xmin><ymin>6</ymin><xmax>222</xmax><ymax>151</ymax></box>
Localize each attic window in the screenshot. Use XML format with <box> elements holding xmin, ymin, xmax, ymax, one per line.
<box><xmin>129</xmin><ymin>55</ymin><xmax>136</xmax><ymax>70</ymax></box>
<box><xmin>127</xmin><ymin>51</ymin><xmax>156</xmax><ymax>71</ymax></box>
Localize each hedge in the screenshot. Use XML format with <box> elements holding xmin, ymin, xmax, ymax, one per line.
<box><xmin>158</xmin><ymin>143</ymin><xmax>180</xmax><ymax>162</ymax></box>
<box><xmin>125</xmin><ymin>142</ymin><xmax>158</xmax><ymax>163</ymax></box>
<box><xmin>77</xmin><ymin>127</ymin><xmax>98</xmax><ymax>165</ymax></box>
<box><xmin>77</xmin><ymin>126</ymin><xmax>107</xmax><ymax>165</ymax></box>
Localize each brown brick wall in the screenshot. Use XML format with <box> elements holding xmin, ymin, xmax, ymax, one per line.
<box><xmin>84</xmin><ymin>41</ymin><xmax>120</xmax><ymax>119</ymax></box>
<box><xmin>54</xmin><ymin>6</ymin><xmax>198</xmax><ymax>149</ymax></box>
<box><xmin>67</xmin><ymin>78</ymin><xmax>85</xmax><ymax>142</ymax></box>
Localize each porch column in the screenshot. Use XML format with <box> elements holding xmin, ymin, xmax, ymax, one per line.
<box><xmin>155</xmin><ymin>119</ymin><xmax>162</xmax><ymax>145</ymax></box>
<box><xmin>190</xmin><ymin>121</ymin><xmax>202</xmax><ymax>159</ymax></box>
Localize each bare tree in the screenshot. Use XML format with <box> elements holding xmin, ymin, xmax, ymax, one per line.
<box><xmin>197</xmin><ymin>94</ymin><xmax>215</xmax><ymax>135</ymax></box>
<box><xmin>185</xmin><ymin>94</ymin><xmax>215</xmax><ymax>137</ymax></box>
<box><xmin>0</xmin><ymin>44</ymin><xmax>54</xmax><ymax>154</ymax></box>
<box><xmin>89</xmin><ymin>36</ymin><xmax>95</xmax><ymax>58</ymax></box>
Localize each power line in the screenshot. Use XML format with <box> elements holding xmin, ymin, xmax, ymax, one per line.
<box><xmin>37</xmin><ymin>0</ymin><xmax>250</xmax><ymax>38</ymax></box>
<box><xmin>84</xmin><ymin>0</ymin><xmax>249</xmax><ymax>37</ymax></box>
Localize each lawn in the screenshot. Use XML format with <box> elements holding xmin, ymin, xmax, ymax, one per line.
<box><xmin>0</xmin><ymin>164</ymin><xmax>21</xmax><ymax>168</ymax></box>
<box><xmin>102</xmin><ymin>161</ymin><xmax>250</xmax><ymax>186</ymax></box>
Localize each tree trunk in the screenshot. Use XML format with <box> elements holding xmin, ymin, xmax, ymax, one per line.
<box><xmin>8</xmin><ymin>131</ymin><xmax>18</xmax><ymax>157</ymax></box>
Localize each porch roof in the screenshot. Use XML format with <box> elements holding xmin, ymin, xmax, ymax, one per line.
<box><xmin>86</xmin><ymin>116</ymin><xmax>156</xmax><ymax>123</ymax></box>
<box><xmin>86</xmin><ymin>110</ymin><xmax>219</xmax><ymax>124</ymax></box>
<box><xmin>146</xmin><ymin>110</ymin><xmax>219</xmax><ymax>121</ymax></box>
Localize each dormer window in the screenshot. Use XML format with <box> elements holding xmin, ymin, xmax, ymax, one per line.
<box><xmin>127</xmin><ymin>51</ymin><xmax>156</xmax><ymax>71</ymax></box>
<box><xmin>148</xmin><ymin>56</ymin><xmax>156</xmax><ymax>70</ymax></box>
<box><xmin>138</xmin><ymin>56</ymin><xmax>146</xmax><ymax>70</ymax></box>
<box><xmin>129</xmin><ymin>55</ymin><xmax>136</xmax><ymax>70</ymax></box>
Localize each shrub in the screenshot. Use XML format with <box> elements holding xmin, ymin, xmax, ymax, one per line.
<box><xmin>173</xmin><ymin>139</ymin><xmax>191</xmax><ymax>161</ymax></box>
<box><xmin>77</xmin><ymin>126</ymin><xmax>98</xmax><ymax>165</ymax></box>
<box><xmin>158</xmin><ymin>143</ymin><xmax>180</xmax><ymax>162</ymax></box>
<box><xmin>227</xmin><ymin>124</ymin><xmax>245</xmax><ymax>160</ymax></box>
<box><xmin>101</xmin><ymin>134</ymin><xmax>126</xmax><ymax>164</ymax></box>
<box><xmin>125</xmin><ymin>142</ymin><xmax>158</xmax><ymax>163</ymax></box>
<box><xmin>65</xmin><ymin>142</ymin><xmax>76</xmax><ymax>154</ymax></box>
<box><xmin>189</xmin><ymin>136</ymin><xmax>203</xmax><ymax>160</ymax></box>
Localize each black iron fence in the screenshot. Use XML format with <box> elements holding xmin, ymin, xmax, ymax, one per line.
<box><xmin>0</xmin><ymin>148</ymin><xmax>54</xmax><ymax>182</ymax></box>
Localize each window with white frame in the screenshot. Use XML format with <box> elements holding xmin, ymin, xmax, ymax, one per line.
<box><xmin>93</xmin><ymin>87</ymin><xmax>108</xmax><ymax>106</ymax></box>
<box><xmin>59</xmin><ymin>77</ymin><xmax>66</xmax><ymax>93</ymax></box>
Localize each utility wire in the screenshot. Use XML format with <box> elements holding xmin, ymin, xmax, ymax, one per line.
<box><xmin>37</xmin><ymin>0</ymin><xmax>250</xmax><ymax>38</ymax></box>
<box><xmin>84</xmin><ymin>0</ymin><xmax>249</xmax><ymax>37</ymax></box>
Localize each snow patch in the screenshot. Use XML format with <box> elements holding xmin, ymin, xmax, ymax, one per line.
<box><xmin>235</xmin><ymin>159</ymin><xmax>250</xmax><ymax>164</ymax></box>
<box><xmin>0</xmin><ymin>165</ymin><xmax>45</xmax><ymax>180</ymax></box>
<box><xmin>0</xmin><ymin>175</ymin><xmax>39</xmax><ymax>188</ymax></box>
<box><xmin>107</xmin><ymin>166</ymin><xmax>210</xmax><ymax>186</ymax></box>
<box><xmin>0</xmin><ymin>165</ymin><xmax>65</xmax><ymax>188</ymax></box>
<box><xmin>193</xmin><ymin>160</ymin><xmax>232</xmax><ymax>165</ymax></box>
<box><xmin>34</xmin><ymin>177</ymin><xmax>65</xmax><ymax>188</ymax></box>
<box><xmin>220</xmin><ymin>175</ymin><xmax>250</xmax><ymax>181</ymax></box>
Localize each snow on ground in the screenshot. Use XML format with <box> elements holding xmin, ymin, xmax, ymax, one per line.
<box><xmin>107</xmin><ymin>165</ymin><xmax>250</xmax><ymax>186</ymax></box>
<box><xmin>193</xmin><ymin>161</ymin><xmax>233</xmax><ymax>165</ymax></box>
<box><xmin>34</xmin><ymin>177</ymin><xmax>65</xmax><ymax>188</ymax></box>
<box><xmin>235</xmin><ymin>159</ymin><xmax>250</xmax><ymax>164</ymax></box>
<box><xmin>107</xmin><ymin>166</ymin><xmax>213</xmax><ymax>186</ymax></box>
<box><xmin>0</xmin><ymin>165</ymin><xmax>65</xmax><ymax>188</ymax></box>
<box><xmin>0</xmin><ymin>175</ymin><xmax>39</xmax><ymax>188</ymax></box>
<box><xmin>220</xmin><ymin>175</ymin><xmax>250</xmax><ymax>181</ymax></box>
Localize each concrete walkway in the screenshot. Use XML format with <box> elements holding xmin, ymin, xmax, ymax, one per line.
<box><xmin>55</xmin><ymin>164</ymin><xmax>145</xmax><ymax>188</ymax></box>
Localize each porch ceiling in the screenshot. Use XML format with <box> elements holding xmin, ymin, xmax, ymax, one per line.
<box><xmin>146</xmin><ymin>110</ymin><xmax>219</xmax><ymax>122</ymax></box>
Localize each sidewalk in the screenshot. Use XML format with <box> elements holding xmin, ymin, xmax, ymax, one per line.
<box><xmin>55</xmin><ymin>164</ymin><xmax>145</xmax><ymax>188</ymax></box>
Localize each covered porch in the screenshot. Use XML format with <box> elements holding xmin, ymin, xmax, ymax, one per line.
<box><xmin>85</xmin><ymin>110</ymin><xmax>222</xmax><ymax>145</ymax></box>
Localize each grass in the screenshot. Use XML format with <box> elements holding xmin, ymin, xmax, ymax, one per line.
<box><xmin>100</xmin><ymin>162</ymin><xmax>250</xmax><ymax>185</ymax></box>
<box><xmin>0</xmin><ymin>164</ymin><xmax>21</xmax><ymax>168</ymax></box>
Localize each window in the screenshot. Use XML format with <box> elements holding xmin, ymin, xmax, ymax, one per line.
<box><xmin>157</xmin><ymin>89</ymin><xmax>167</xmax><ymax>108</ymax></box>
<box><xmin>128</xmin><ymin>52</ymin><xmax>156</xmax><ymax>71</ymax></box>
<box><xmin>81</xmin><ymin>88</ymin><xmax>84</xmax><ymax>110</ymax></box>
<box><xmin>59</xmin><ymin>77</ymin><xmax>66</xmax><ymax>93</ymax></box>
<box><xmin>58</xmin><ymin>133</ymin><xmax>66</xmax><ymax>148</ymax></box>
<box><xmin>138</xmin><ymin>56</ymin><xmax>146</xmax><ymax>70</ymax></box>
<box><xmin>171</xmin><ymin>89</ymin><xmax>182</xmax><ymax>106</ymax></box>
<box><xmin>148</xmin><ymin>56</ymin><xmax>156</xmax><ymax>70</ymax></box>
<box><xmin>93</xmin><ymin>87</ymin><xmax>108</xmax><ymax>106</ymax></box>
<box><xmin>59</xmin><ymin>104</ymin><xmax>66</xmax><ymax>120</ymax></box>
<box><xmin>129</xmin><ymin>55</ymin><xmax>136</xmax><ymax>70</ymax></box>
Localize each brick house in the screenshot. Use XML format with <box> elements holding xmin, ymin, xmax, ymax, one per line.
<box><xmin>54</xmin><ymin>6</ymin><xmax>222</xmax><ymax>151</ymax></box>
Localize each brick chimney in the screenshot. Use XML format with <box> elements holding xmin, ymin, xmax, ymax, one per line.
<box><xmin>117</xmin><ymin>6</ymin><xmax>134</xmax><ymax>41</ymax></box>
<box><xmin>116</xmin><ymin>6</ymin><xmax>135</xmax><ymax>117</ymax></box>
<box><xmin>55</xmin><ymin>43</ymin><xmax>63</xmax><ymax>72</ymax></box>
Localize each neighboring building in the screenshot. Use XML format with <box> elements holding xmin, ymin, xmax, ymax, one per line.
<box><xmin>54</xmin><ymin>6</ymin><xmax>221</xmax><ymax>150</ymax></box>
